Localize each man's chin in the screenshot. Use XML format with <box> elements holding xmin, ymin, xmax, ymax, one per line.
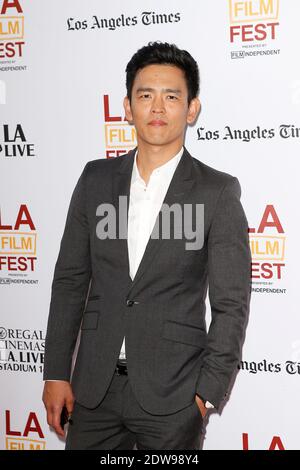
<box><xmin>140</xmin><ymin>136</ymin><xmax>171</xmax><ymax>146</ymax></box>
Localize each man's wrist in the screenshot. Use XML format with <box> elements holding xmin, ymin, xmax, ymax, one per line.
<box><xmin>197</xmin><ymin>394</ymin><xmax>214</xmax><ymax>409</ymax></box>
<box><xmin>45</xmin><ymin>380</ymin><xmax>66</xmax><ymax>382</ymax></box>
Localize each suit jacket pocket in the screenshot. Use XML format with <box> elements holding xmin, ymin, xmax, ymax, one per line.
<box><xmin>162</xmin><ymin>320</ymin><xmax>206</xmax><ymax>349</ymax></box>
<box><xmin>81</xmin><ymin>312</ymin><xmax>99</xmax><ymax>330</ymax></box>
<box><xmin>87</xmin><ymin>295</ymin><xmax>101</xmax><ymax>300</ymax></box>
<box><xmin>83</xmin><ymin>296</ymin><xmax>102</xmax><ymax>315</ymax></box>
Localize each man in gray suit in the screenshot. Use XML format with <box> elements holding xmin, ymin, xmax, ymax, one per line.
<box><xmin>42</xmin><ymin>42</ymin><xmax>251</xmax><ymax>450</ymax></box>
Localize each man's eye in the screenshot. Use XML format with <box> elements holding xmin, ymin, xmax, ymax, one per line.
<box><xmin>167</xmin><ymin>95</ymin><xmax>178</xmax><ymax>100</ymax></box>
<box><xmin>140</xmin><ymin>94</ymin><xmax>151</xmax><ymax>99</ymax></box>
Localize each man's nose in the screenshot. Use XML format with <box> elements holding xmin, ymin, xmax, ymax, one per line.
<box><xmin>151</xmin><ymin>95</ymin><xmax>165</xmax><ymax>113</ymax></box>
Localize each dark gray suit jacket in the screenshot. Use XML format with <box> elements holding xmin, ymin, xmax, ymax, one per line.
<box><xmin>43</xmin><ymin>146</ymin><xmax>251</xmax><ymax>414</ymax></box>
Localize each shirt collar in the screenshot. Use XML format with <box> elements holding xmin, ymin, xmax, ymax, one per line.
<box><xmin>131</xmin><ymin>146</ymin><xmax>184</xmax><ymax>185</ymax></box>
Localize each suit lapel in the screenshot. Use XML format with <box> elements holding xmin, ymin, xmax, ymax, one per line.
<box><xmin>111</xmin><ymin>148</ymin><xmax>136</xmax><ymax>288</ymax></box>
<box><xmin>112</xmin><ymin>146</ymin><xmax>195</xmax><ymax>296</ymax></box>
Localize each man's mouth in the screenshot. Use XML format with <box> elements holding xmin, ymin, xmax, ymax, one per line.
<box><xmin>148</xmin><ymin>120</ymin><xmax>167</xmax><ymax>126</ymax></box>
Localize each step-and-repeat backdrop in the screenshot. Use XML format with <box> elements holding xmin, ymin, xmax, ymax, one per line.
<box><xmin>1</xmin><ymin>0</ymin><xmax>299</xmax><ymax>450</ymax></box>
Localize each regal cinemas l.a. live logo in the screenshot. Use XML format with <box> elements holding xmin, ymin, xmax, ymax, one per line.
<box><xmin>0</xmin><ymin>205</ymin><xmax>37</xmax><ymax>279</ymax></box>
<box><xmin>249</xmin><ymin>205</ymin><xmax>286</xmax><ymax>287</ymax></box>
<box><xmin>103</xmin><ymin>95</ymin><xmax>137</xmax><ymax>158</ymax></box>
<box><xmin>0</xmin><ymin>0</ymin><xmax>25</xmax><ymax>61</ymax></box>
<box><xmin>0</xmin><ymin>327</ymin><xmax>45</xmax><ymax>373</ymax></box>
<box><xmin>5</xmin><ymin>410</ymin><xmax>46</xmax><ymax>450</ymax></box>
<box><xmin>229</xmin><ymin>0</ymin><xmax>280</xmax><ymax>59</ymax></box>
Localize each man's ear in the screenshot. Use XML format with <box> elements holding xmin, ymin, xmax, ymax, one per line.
<box><xmin>123</xmin><ymin>96</ymin><xmax>133</xmax><ymax>124</ymax></box>
<box><xmin>186</xmin><ymin>97</ymin><xmax>201</xmax><ymax>125</ymax></box>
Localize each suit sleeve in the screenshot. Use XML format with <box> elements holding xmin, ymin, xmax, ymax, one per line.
<box><xmin>43</xmin><ymin>162</ymin><xmax>92</xmax><ymax>381</ymax></box>
<box><xmin>195</xmin><ymin>176</ymin><xmax>251</xmax><ymax>410</ymax></box>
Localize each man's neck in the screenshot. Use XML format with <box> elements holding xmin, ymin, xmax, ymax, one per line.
<box><xmin>136</xmin><ymin>142</ymin><xmax>183</xmax><ymax>185</ymax></box>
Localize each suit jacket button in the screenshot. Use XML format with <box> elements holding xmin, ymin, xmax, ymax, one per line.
<box><xmin>126</xmin><ymin>300</ymin><xmax>134</xmax><ymax>307</ymax></box>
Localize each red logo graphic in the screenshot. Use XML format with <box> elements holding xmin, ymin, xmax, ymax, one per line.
<box><xmin>229</xmin><ymin>0</ymin><xmax>280</xmax><ymax>43</ymax></box>
<box><xmin>5</xmin><ymin>410</ymin><xmax>46</xmax><ymax>450</ymax></box>
<box><xmin>0</xmin><ymin>205</ymin><xmax>37</xmax><ymax>272</ymax></box>
<box><xmin>0</xmin><ymin>0</ymin><xmax>25</xmax><ymax>60</ymax></box>
<box><xmin>249</xmin><ymin>205</ymin><xmax>285</xmax><ymax>280</ymax></box>
<box><xmin>243</xmin><ymin>432</ymin><xmax>285</xmax><ymax>450</ymax></box>
<box><xmin>103</xmin><ymin>95</ymin><xmax>136</xmax><ymax>158</ymax></box>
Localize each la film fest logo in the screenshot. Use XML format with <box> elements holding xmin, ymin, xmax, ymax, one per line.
<box><xmin>5</xmin><ymin>409</ymin><xmax>46</xmax><ymax>450</ymax></box>
<box><xmin>103</xmin><ymin>95</ymin><xmax>136</xmax><ymax>159</ymax></box>
<box><xmin>229</xmin><ymin>0</ymin><xmax>280</xmax><ymax>59</ymax></box>
<box><xmin>242</xmin><ymin>433</ymin><xmax>285</xmax><ymax>450</ymax></box>
<box><xmin>0</xmin><ymin>0</ymin><xmax>25</xmax><ymax>61</ymax></box>
<box><xmin>0</xmin><ymin>327</ymin><xmax>45</xmax><ymax>373</ymax></box>
<box><xmin>0</xmin><ymin>123</ymin><xmax>36</xmax><ymax>157</ymax></box>
<box><xmin>0</xmin><ymin>205</ymin><xmax>38</xmax><ymax>280</ymax></box>
<box><xmin>249</xmin><ymin>205</ymin><xmax>286</xmax><ymax>289</ymax></box>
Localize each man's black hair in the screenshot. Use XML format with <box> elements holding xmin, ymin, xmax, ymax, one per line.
<box><xmin>125</xmin><ymin>41</ymin><xmax>200</xmax><ymax>105</ymax></box>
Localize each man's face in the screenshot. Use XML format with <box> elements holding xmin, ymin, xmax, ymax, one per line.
<box><xmin>124</xmin><ymin>64</ymin><xmax>200</xmax><ymax>149</ymax></box>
